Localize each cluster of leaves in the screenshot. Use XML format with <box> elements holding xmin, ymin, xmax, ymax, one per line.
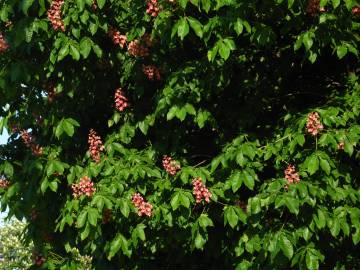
<box><xmin>0</xmin><ymin>0</ymin><xmax>359</xmax><ymax>269</ymax></box>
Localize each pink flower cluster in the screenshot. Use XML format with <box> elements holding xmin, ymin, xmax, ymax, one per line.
<box><xmin>352</xmin><ymin>6</ymin><xmax>360</xmax><ymax>15</ymax></box>
<box><xmin>108</xmin><ymin>27</ymin><xmax>127</xmax><ymax>48</ymax></box>
<box><xmin>284</xmin><ymin>164</ymin><xmax>300</xmax><ymax>187</ymax></box>
<box><xmin>102</xmin><ymin>208</ymin><xmax>112</xmax><ymax>224</ymax></box>
<box><xmin>162</xmin><ymin>155</ymin><xmax>181</xmax><ymax>175</ymax></box>
<box><xmin>114</xmin><ymin>88</ymin><xmax>129</xmax><ymax>111</ymax></box>
<box><xmin>47</xmin><ymin>0</ymin><xmax>65</xmax><ymax>31</ymax></box>
<box><xmin>146</xmin><ymin>0</ymin><xmax>161</xmax><ymax>17</ymax></box>
<box><xmin>92</xmin><ymin>0</ymin><xmax>98</xmax><ymax>11</ymax></box>
<box><xmin>71</xmin><ymin>176</ymin><xmax>96</xmax><ymax>198</ymax></box>
<box><xmin>0</xmin><ymin>33</ymin><xmax>9</xmax><ymax>53</ymax></box>
<box><xmin>143</xmin><ymin>65</ymin><xmax>161</xmax><ymax>81</ymax></box>
<box><xmin>131</xmin><ymin>193</ymin><xmax>153</xmax><ymax>217</ymax></box>
<box><xmin>20</xmin><ymin>130</ymin><xmax>43</xmax><ymax>156</ymax></box>
<box><xmin>128</xmin><ymin>39</ymin><xmax>150</xmax><ymax>57</ymax></box>
<box><xmin>192</xmin><ymin>178</ymin><xmax>212</xmax><ymax>203</ymax></box>
<box><xmin>0</xmin><ymin>177</ymin><xmax>10</xmax><ymax>189</ymax></box>
<box><xmin>306</xmin><ymin>112</ymin><xmax>323</xmax><ymax>136</ymax></box>
<box><xmin>32</xmin><ymin>251</ymin><xmax>46</xmax><ymax>266</ymax></box>
<box><xmin>337</xmin><ymin>141</ymin><xmax>345</xmax><ymax>150</ymax></box>
<box><xmin>88</xmin><ymin>129</ymin><xmax>105</xmax><ymax>163</ymax></box>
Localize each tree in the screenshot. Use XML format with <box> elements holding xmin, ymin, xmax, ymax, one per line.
<box><xmin>0</xmin><ymin>219</ymin><xmax>33</xmax><ymax>270</ymax></box>
<box><xmin>0</xmin><ymin>0</ymin><xmax>359</xmax><ymax>269</ymax></box>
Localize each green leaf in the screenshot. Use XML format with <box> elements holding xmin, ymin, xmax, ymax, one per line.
<box><xmin>119</xmin><ymin>199</ymin><xmax>130</xmax><ymax>217</ymax></box>
<box><xmin>279</xmin><ymin>234</ymin><xmax>293</xmax><ymax>259</ymax></box>
<box><xmin>170</xmin><ymin>193</ymin><xmax>180</xmax><ymax>210</ymax></box>
<box><xmin>80</xmin><ymin>38</ymin><xmax>92</xmax><ymax>58</ymax></box>
<box><xmin>306</xmin><ymin>250</ymin><xmax>319</xmax><ymax>270</ymax></box>
<box><xmin>234</xmin><ymin>19</ymin><xmax>243</xmax><ymax>35</ymax></box>
<box><xmin>21</xmin><ymin>0</ymin><xmax>35</xmax><ymax>15</ymax></box>
<box><xmin>194</xmin><ymin>232</ymin><xmax>206</xmax><ymax>249</ymax></box>
<box><xmin>77</xmin><ymin>210</ymin><xmax>87</xmax><ymax>228</ymax></box>
<box><xmin>337</xmin><ymin>45</ymin><xmax>348</xmax><ymax>59</ymax></box>
<box><xmin>198</xmin><ymin>214</ymin><xmax>214</xmax><ymax>228</ymax></box>
<box><xmin>187</xmin><ymin>17</ymin><xmax>203</xmax><ymax>38</ymax></box>
<box><xmin>218</xmin><ymin>40</ymin><xmax>230</xmax><ymax>60</ymax></box>
<box><xmin>177</xmin><ymin>18</ymin><xmax>189</xmax><ymax>40</ymax></box>
<box><xmin>49</xmin><ymin>181</ymin><xmax>58</xmax><ymax>192</ymax></box>
<box><xmin>332</xmin><ymin>0</ymin><xmax>340</xmax><ymax>8</ymax></box>
<box><xmin>97</xmin><ymin>0</ymin><xmax>106</xmax><ymax>9</ymax></box>
<box><xmin>179</xmin><ymin>193</ymin><xmax>190</xmax><ymax>208</ymax></box>
<box><xmin>243</xmin><ymin>171</ymin><xmax>255</xmax><ymax>190</ymax></box>
<box><xmin>225</xmin><ymin>206</ymin><xmax>238</xmax><ymax>228</ymax></box>
<box><xmin>330</xmin><ymin>218</ymin><xmax>340</xmax><ymax>237</ymax></box>
<box><xmin>230</xmin><ymin>171</ymin><xmax>242</xmax><ymax>193</ymax></box>
<box><xmin>285</xmin><ymin>197</ymin><xmax>299</xmax><ymax>215</ymax></box>
<box><xmin>319</xmin><ymin>158</ymin><xmax>331</xmax><ymax>175</ymax></box>
<box><xmin>108</xmin><ymin>233</ymin><xmax>131</xmax><ymax>259</ymax></box>
<box><xmin>80</xmin><ymin>224</ymin><xmax>90</xmax><ymax>240</ymax></box>
<box><xmin>76</xmin><ymin>0</ymin><xmax>85</xmax><ymax>11</ymax></box>
<box><xmin>307</xmin><ymin>154</ymin><xmax>319</xmax><ymax>175</ymax></box>
<box><xmin>58</xmin><ymin>44</ymin><xmax>69</xmax><ymax>61</ymax></box>
<box><xmin>70</xmin><ymin>44</ymin><xmax>80</xmax><ymax>61</ymax></box>
<box><xmin>4</xmin><ymin>161</ymin><xmax>14</xmax><ymax>177</ymax></box>
<box><xmin>87</xmin><ymin>208</ymin><xmax>98</xmax><ymax>226</ymax></box>
<box><xmin>40</xmin><ymin>179</ymin><xmax>49</xmax><ymax>193</ymax></box>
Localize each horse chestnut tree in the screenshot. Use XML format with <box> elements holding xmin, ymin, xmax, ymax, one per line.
<box><xmin>0</xmin><ymin>0</ymin><xmax>359</xmax><ymax>269</ymax></box>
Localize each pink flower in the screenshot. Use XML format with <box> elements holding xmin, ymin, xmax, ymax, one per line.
<box><xmin>108</xmin><ymin>27</ymin><xmax>127</xmax><ymax>48</ymax></box>
<box><xmin>284</xmin><ymin>164</ymin><xmax>300</xmax><ymax>188</ymax></box>
<box><xmin>114</xmin><ymin>88</ymin><xmax>129</xmax><ymax>111</ymax></box>
<box><xmin>0</xmin><ymin>33</ymin><xmax>9</xmax><ymax>53</ymax></box>
<box><xmin>192</xmin><ymin>177</ymin><xmax>212</xmax><ymax>204</ymax></box>
<box><xmin>127</xmin><ymin>39</ymin><xmax>149</xmax><ymax>57</ymax></box>
<box><xmin>71</xmin><ymin>176</ymin><xmax>96</xmax><ymax>198</ymax></box>
<box><xmin>0</xmin><ymin>177</ymin><xmax>10</xmax><ymax>189</ymax></box>
<box><xmin>88</xmin><ymin>129</ymin><xmax>105</xmax><ymax>163</ymax></box>
<box><xmin>132</xmin><ymin>193</ymin><xmax>153</xmax><ymax>217</ymax></box>
<box><xmin>337</xmin><ymin>141</ymin><xmax>345</xmax><ymax>150</ymax></box>
<box><xmin>47</xmin><ymin>0</ymin><xmax>65</xmax><ymax>31</ymax></box>
<box><xmin>143</xmin><ymin>65</ymin><xmax>161</xmax><ymax>81</ymax></box>
<box><xmin>146</xmin><ymin>0</ymin><xmax>161</xmax><ymax>17</ymax></box>
<box><xmin>20</xmin><ymin>130</ymin><xmax>43</xmax><ymax>156</ymax></box>
<box><xmin>162</xmin><ymin>156</ymin><xmax>181</xmax><ymax>175</ymax></box>
<box><xmin>306</xmin><ymin>112</ymin><xmax>323</xmax><ymax>136</ymax></box>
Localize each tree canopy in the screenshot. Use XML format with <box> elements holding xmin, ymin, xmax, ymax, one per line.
<box><xmin>0</xmin><ymin>0</ymin><xmax>359</xmax><ymax>269</ymax></box>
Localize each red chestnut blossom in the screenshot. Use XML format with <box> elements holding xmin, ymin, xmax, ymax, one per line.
<box><xmin>102</xmin><ymin>209</ymin><xmax>112</xmax><ymax>224</ymax></box>
<box><xmin>0</xmin><ymin>177</ymin><xmax>10</xmax><ymax>189</ymax></box>
<box><xmin>142</xmin><ymin>34</ymin><xmax>154</xmax><ymax>47</ymax></box>
<box><xmin>352</xmin><ymin>6</ymin><xmax>360</xmax><ymax>15</ymax></box>
<box><xmin>306</xmin><ymin>0</ymin><xmax>325</xmax><ymax>16</ymax></box>
<box><xmin>114</xmin><ymin>88</ymin><xmax>129</xmax><ymax>111</ymax></box>
<box><xmin>108</xmin><ymin>26</ymin><xmax>127</xmax><ymax>48</ymax></box>
<box><xmin>146</xmin><ymin>0</ymin><xmax>161</xmax><ymax>17</ymax></box>
<box><xmin>47</xmin><ymin>0</ymin><xmax>65</xmax><ymax>31</ymax></box>
<box><xmin>162</xmin><ymin>155</ymin><xmax>181</xmax><ymax>175</ymax></box>
<box><xmin>127</xmin><ymin>39</ymin><xmax>150</xmax><ymax>57</ymax></box>
<box><xmin>284</xmin><ymin>164</ymin><xmax>300</xmax><ymax>188</ymax></box>
<box><xmin>88</xmin><ymin>129</ymin><xmax>105</xmax><ymax>163</ymax></box>
<box><xmin>30</xmin><ymin>209</ymin><xmax>38</xmax><ymax>221</ymax></box>
<box><xmin>92</xmin><ymin>0</ymin><xmax>98</xmax><ymax>11</ymax></box>
<box><xmin>192</xmin><ymin>177</ymin><xmax>212</xmax><ymax>204</ymax></box>
<box><xmin>235</xmin><ymin>200</ymin><xmax>247</xmax><ymax>213</ymax></box>
<box><xmin>32</xmin><ymin>251</ymin><xmax>46</xmax><ymax>266</ymax></box>
<box><xmin>20</xmin><ymin>130</ymin><xmax>44</xmax><ymax>156</ymax></box>
<box><xmin>132</xmin><ymin>193</ymin><xmax>153</xmax><ymax>217</ymax></box>
<box><xmin>337</xmin><ymin>141</ymin><xmax>345</xmax><ymax>150</ymax></box>
<box><xmin>71</xmin><ymin>176</ymin><xmax>96</xmax><ymax>198</ymax></box>
<box><xmin>0</xmin><ymin>33</ymin><xmax>9</xmax><ymax>53</ymax></box>
<box><xmin>306</xmin><ymin>112</ymin><xmax>323</xmax><ymax>136</ymax></box>
<box><xmin>143</xmin><ymin>65</ymin><xmax>161</xmax><ymax>81</ymax></box>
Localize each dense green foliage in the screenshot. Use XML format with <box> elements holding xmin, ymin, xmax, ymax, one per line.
<box><xmin>0</xmin><ymin>219</ymin><xmax>33</xmax><ymax>270</ymax></box>
<box><xmin>0</xmin><ymin>0</ymin><xmax>359</xmax><ymax>269</ymax></box>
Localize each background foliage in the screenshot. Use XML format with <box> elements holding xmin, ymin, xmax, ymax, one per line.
<box><xmin>0</xmin><ymin>0</ymin><xmax>359</xmax><ymax>269</ymax></box>
<box><xmin>0</xmin><ymin>218</ymin><xmax>33</xmax><ymax>270</ymax></box>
